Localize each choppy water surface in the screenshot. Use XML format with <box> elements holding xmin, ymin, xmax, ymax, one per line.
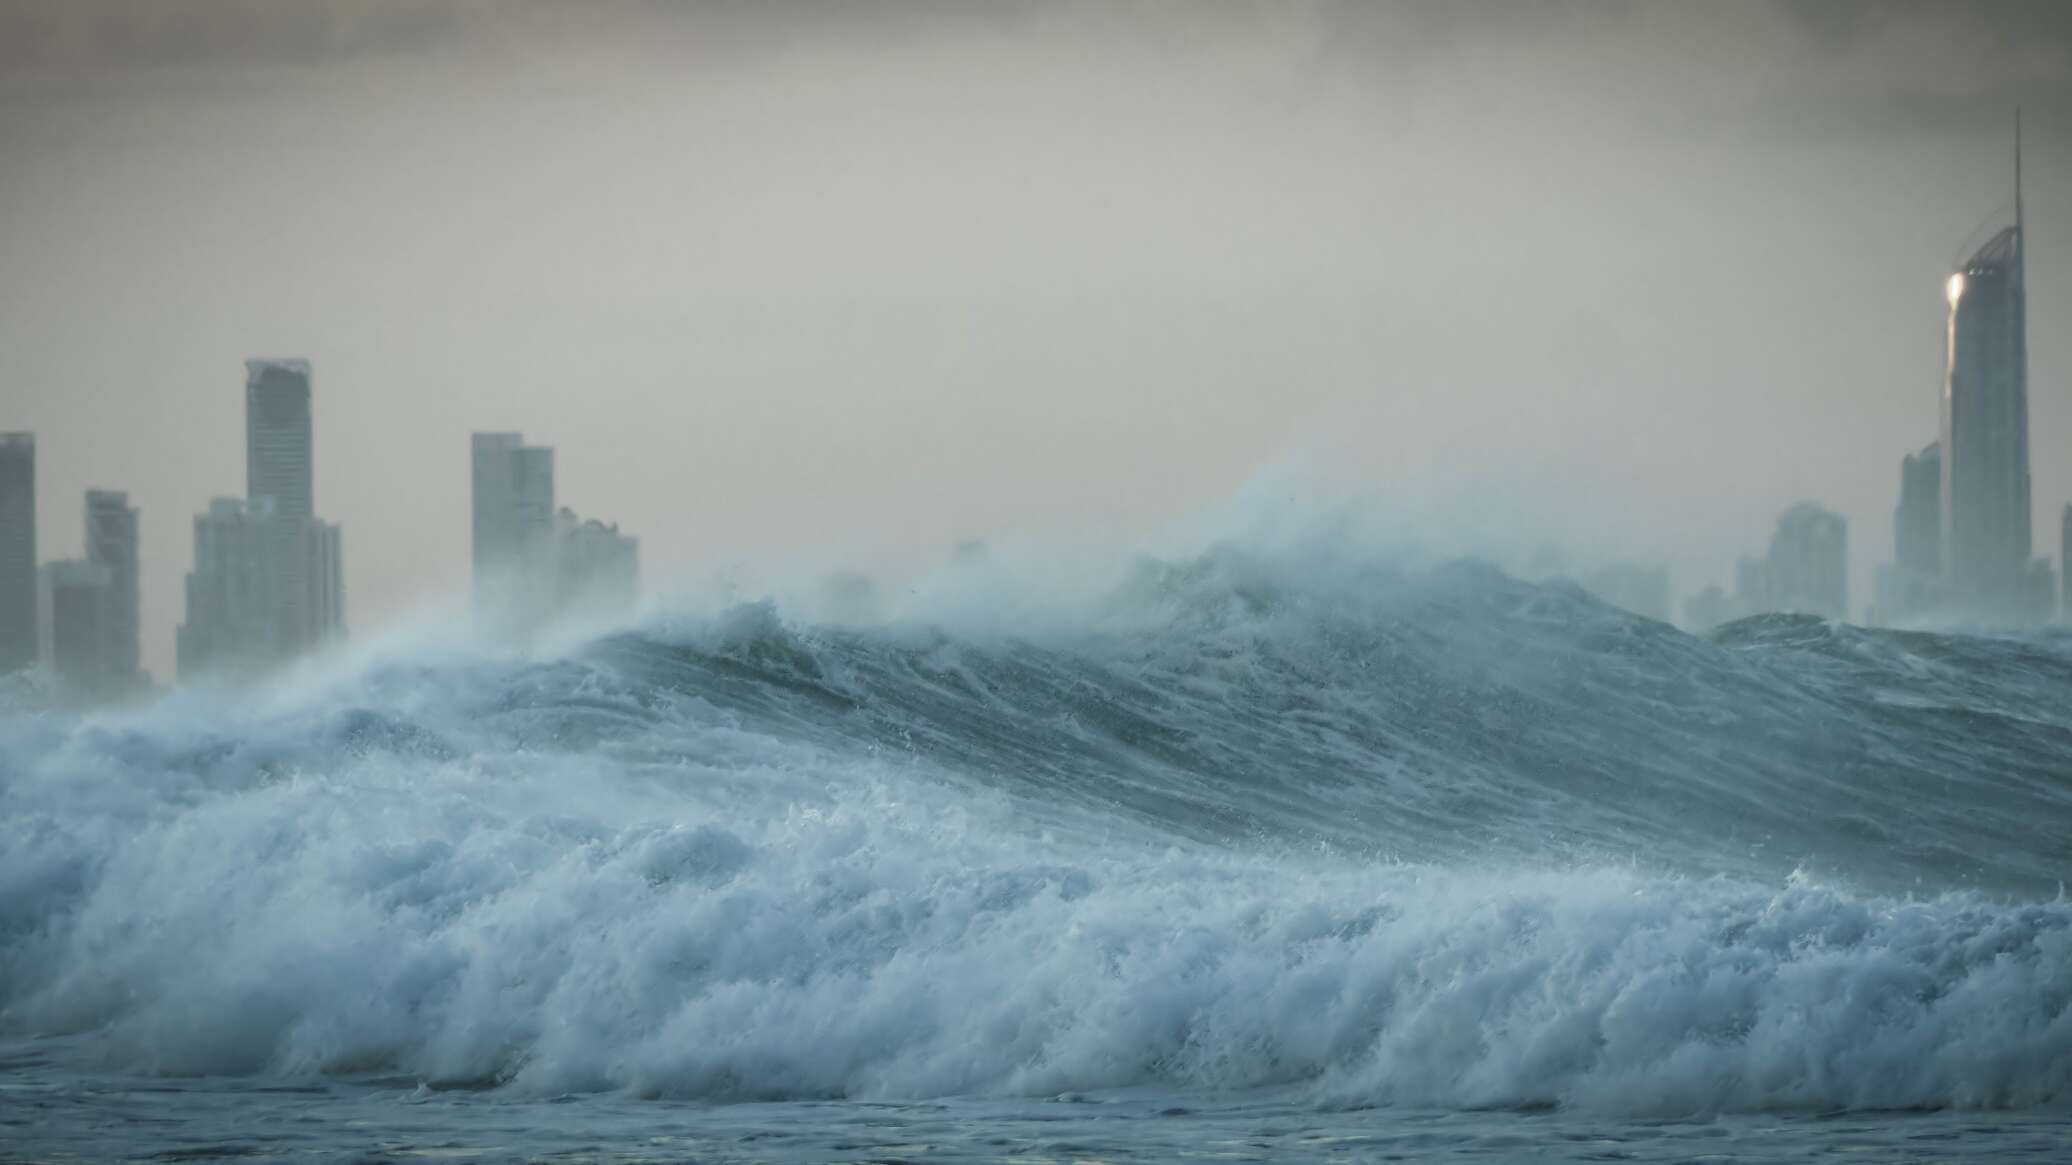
<box><xmin>8</xmin><ymin>1055</ymin><xmax>2072</xmax><ymax>1163</ymax></box>
<box><xmin>4</xmin><ymin>548</ymin><xmax>2070</xmax><ymax>1161</ymax></box>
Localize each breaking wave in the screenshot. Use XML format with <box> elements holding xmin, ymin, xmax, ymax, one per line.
<box><xmin>3</xmin><ymin>545</ymin><xmax>2071</xmax><ymax>1114</ymax></box>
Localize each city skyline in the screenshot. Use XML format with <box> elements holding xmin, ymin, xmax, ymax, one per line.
<box><xmin>2</xmin><ymin>182</ymin><xmax>2064</xmax><ymax>696</ymax></box>
<box><xmin>5</xmin><ymin>3</ymin><xmax>2072</xmax><ymax>679</ymax></box>
<box><xmin>9</xmin><ymin>358</ymin><xmax>654</xmax><ymax>693</ymax></box>
<box><xmin>4</xmin><ymin>121</ymin><xmax>2070</xmax><ymax>683</ymax></box>
<box><xmin>12</xmin><ymin>10</ymin><xmax>2072</xmax><ymax>1157</ymax></box>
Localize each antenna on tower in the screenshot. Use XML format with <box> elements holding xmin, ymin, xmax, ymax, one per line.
<box><xmin>2015</xmin><ymin>107</ymin><xmax>2024</xmax><ymax>245</ymax></box>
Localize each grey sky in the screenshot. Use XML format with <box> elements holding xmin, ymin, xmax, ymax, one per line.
<box><xmin>4</xmin><ymin>0</ymin><xmax>2071</xmax><ymax>676</ymax></box>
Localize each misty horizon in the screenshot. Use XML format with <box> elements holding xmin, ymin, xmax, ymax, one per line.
<box><xmin>6</xmin><ymin>0</ymin><xmax>2072</xmax><ymax>678</ymax></box>
<box><xmin>12</xmin><ymin>5</ymin><xmax>2072</xmax><ymax>1158</ymax></box>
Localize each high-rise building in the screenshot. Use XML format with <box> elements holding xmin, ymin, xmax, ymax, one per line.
<box><xmin>178</xmin><ymin>501</ymin><xmax>345</xmax><ymax>681</ymax></box>
<box><xmin>178</xmin><ymin>498</ymin><xmax>280</xmax><ymax>678</ymax></box>
<box><xmin>0</xmin><ymin>433</ymin><xmax>32</xmax><ymax>673</ymax></box>
<box><xmin>246</xmin><ymin>359</ymin><xmax>313</xmax><ymax>522</ymax></box>
<box><xmin>471</xmin><ymin>432</ymin><xmax>556</xmax><ymax>614</ymax></box>
<box><xmin>470</xmin><ymin>433</ymin><xmax>638</xmax><ymax>628</ymax></box>
<box><xmin>553</xmin><ymin>508</ymin><xmax>639</xmax><ymax>612</ymax></box>
<box><xmin>1876</xmin><ymin>442</ymin><xmax>1945</xmax><ymax>623</ymax></box>
<box><xmin>85</xmin><ymin>489</ymin><xmax>142</xmax><ymax>689</ymax></box>
<box><xmin>177</xmin><ymin>360</ymin><xmax>345</xmax><ymax>681</ymax></box>
<box><xmin>245</xmin><ymin>358</ymin><xmax>329</xmax><ymax>655</ymax></box>
<box><xmin>301</xmin><ymin>518</ymin><xmax>345</xmax><ymax>652</ymax></box>
<box><xmin>39</xmin><ymin>559</ymin><xmax>113</xmax><ymax>697</ymax></box>
<box><xmin>267</xmin><ymin>511</ymin><xmax>343</xmax><ymax>659</ymax></box>
<box><xmin>1765</xmin><ymin>502</ymin><xmax>1848</xmax><ymax>620</ymax></box>
<box><xmin>2062</xmin><ymin>505</ymin><xmax>2072</xmax><ymax>623</ymax></box>
<box><xmin>1940</xmin><ymin>119</ymin><xmax>2030</xmax><ymax>619</ymax></box>
<box><xmin>1897</xmin><ymin>442</ymin><xmax>1941</xmax><ymax>576</ymax></box>
<box><xmin>2023</xmin><ymin>557</ymin><xmax>2057</xmax><ymax>626</ymax></box>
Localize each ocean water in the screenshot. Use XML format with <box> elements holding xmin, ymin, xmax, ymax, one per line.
<box><xmin>4</xmin><ymin>548</ymin><xmax>2071</xmax><ymax>1162</ymax></box>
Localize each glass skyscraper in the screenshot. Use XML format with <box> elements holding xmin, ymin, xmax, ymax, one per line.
<box><xmin>85</xmin><ymin>489</ymin><xmax>141</xmax><ymax>688</ymax></box>
<box><xmin>245</xmin><ymin>359</ymin><xmax>313</xmax><ymax>522</ymax></box>
<box><xmin>1939</xmin><ymin>123</ymin><xmax>2030</xmax><ymax>618</ymax></box>
<box><xmin>471</xmin><ymin>432</ymin><xmax>557</xmax><ymax>616</ymax></box>
<box><xmin>178</xmin><ymin>361</ymin><xmax>343</xmax><ymax>680</ymax></box>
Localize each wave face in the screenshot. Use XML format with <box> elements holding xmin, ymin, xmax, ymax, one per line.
<box><xmin>3</xmin><ymin>547</ymin><xmax>2071</xmax><ymax>1114</ymax></box>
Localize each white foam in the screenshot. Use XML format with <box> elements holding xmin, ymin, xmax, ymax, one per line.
<box><xmin>3</xmin><ymin>698</ymin><xmax>2068</xmax><ymax>1113</ymax></box>
<box><xmin>4</xmin><ymin>547</ymin><xmax>2071</xmax><ymax>1114</ymax></box>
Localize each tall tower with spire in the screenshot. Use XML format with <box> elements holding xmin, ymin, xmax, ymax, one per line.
<box><xmin>1939</xmin><ymin>111</ymin><xmax>2032</xmax><ymax>617</ymax></box>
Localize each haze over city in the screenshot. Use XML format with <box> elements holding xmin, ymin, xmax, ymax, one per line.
<box><xmin>6</xmin><ymin>0</ymin><xmax>2072</xmax><ymax>679</ymax></box>
<box><xmin>15</xmin><ymin>4</ymin><xmax>2072</xmax><ymax>1160</ymax></box>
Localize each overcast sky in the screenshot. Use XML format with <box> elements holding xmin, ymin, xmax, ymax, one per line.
<box><xmin>4</xmin><ymin>0</ymin><xmax>2072</xmax><ymax>676</ymax></box>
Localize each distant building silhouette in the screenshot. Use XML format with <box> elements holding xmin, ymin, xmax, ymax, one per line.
<box><xmin>177</xmin><ymin>361</ymin><xmax>345</xmax><ymax>681</ymax></box>
<box><xmin>1765</xmin><ymin>503</ymin><xmax>1848</xmax><ymax>620</ymax></box>
<box><xmin>39</xmin><ymin>559</ymin><xmax>112</xmax><ymax>697</ymax></box>
<box><xmin>2024</xmin><ymin>557</ymin><xmax>2058</xmax><ymax>625</ymax></box>
<box><xmin>179</xmin><ymin>498</ymin><xmax>280</xmax><ymax>677</ymax></box>
<box><xmin>246</xmin><ymin>359</ymin><xmax>313</xmax><ymax>522</ymax></box>
<box><xmin>471</xmin><ymin>432</ymin><xmax>556</xmax><ymax>615</ymax></box>
<box><xmin>1897</xmin><ymin>442</ymin><xmax>1941</xmax><ymax>577</ymax></box>
<box><xmin>1700</xmin><ymin>503</ymin><xmax>1848</xmax><ymax>628</ymax></box>
<box><xmin>85</xmin><ymin>490</ymin><xmax>143</xmax><ymax>691</ymax></box>
<box><xmin>471</xmin><ymin>432</ymin><xmax>637</xmax><ymax>628</ymax></box>
<box><xmin>243</xmin><ymin>359</ymin><xmax>341</xmax><ymax>657</ymax></box>
<box><xmin>0</xmin><ymin>433</ymin><xmax>32</xmax><ymax>673</ymax></box>
<box><xmin>2063</xmin><ymin>505</ymin><xmax>2072</xmax><ymax>623</ymax></box>
<box><xmin>297</xmin><ymin>517</ymin><xmax>345</xmax><ymax>654</ymax></box>
<box><xmin>1876</xmin><ymin>442</ymin><xmax>1944</xmax><ymax>622</ymax></box>
<box><xmin>179</xmin><ymin>497</ymin><xmax>340</xmax><ymax>679</ymax></box>
<box><xmin>1939</xmin><ymin>120</ymin><xmax>2031</xmax><ymax>619</ymax></box>
<box><xmin>553</xmin><ymin>508</ymin><xmax>638</xmax><ymax>612</ymax></box>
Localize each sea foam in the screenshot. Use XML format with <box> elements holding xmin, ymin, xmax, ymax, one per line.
<box><xmin>4</xmin><ymin>550</ymin><xmax>2070</xmax><ymax>1113</ymax></box>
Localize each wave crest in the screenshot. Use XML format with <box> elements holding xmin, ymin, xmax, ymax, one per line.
<box><xmin>5</xmin><ymin>550</ymin><xmax>2072</xmax><ymax>1113</ymax></box>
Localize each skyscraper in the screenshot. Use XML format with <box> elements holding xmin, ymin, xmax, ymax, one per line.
<box><xmin>271</xmin><ymin>511</ymin><xmax>344</xmax><ymax>659</ymax></box>
<box><xmin>470</xmin><ymin>433</ymin><xmax>638</xmax><ymax>629</ymax></box>
<box><xmin>244</xmin><ymin>358</ymin><xmax>328</xmax><ymax>656</ymax></box>
<box><xmin>1896</xmin><ymin>443</ymin><xmax>1941</xmax><ymax>577</ymax></box>
<box><xmin>0</xmin><ymin>433</ymin><xmax>32</xmax><ymax>673</ymax></box>
<box><xmin>474</xmin><ymin>431</ymin><xmax>555</xmax><ymax>563</ymax></box>
<box><xmin>1940</xmin><ymin>117</ymin><xmax>2030</xmax><ymax>619</ymax></box>
<box><xmin>39</xmin><ymin>559</ymin><xmax>112</xmax><ymax>697</ymax></box>
<box><xmin>2062</xmin><ymin>505</ymin><xmax>2072</xmax><ymax>624</ymax></box>
<box><xmin>302</xmin><ymin>518</ymin><xmax>345</xmax><ymax>652</ymax></box>
<box><xmin>85</xmin><ymin>489</ymin><xmax>142</xmax><ymax>689</ymax></box>
<box><xmin>177</xmin><ymin>497</ymin><xmax>340</xmax><ymax>679</ymax></box>
<box><xmin>178</xmin><ymin>498</ymin><xmax>281</xmax><ymax>678</ymax></box>
<box><xmin>246</xmin><ymin>359</ymin><xmax>313</xmax><ymax>521</ymax></box>
<box><xmin>1876</xmin><ymin>441</ymin><xmax>1943</xmax><ymax>622</ymax></box>
<box><xmin>553</xmin><ymin>508</ymin><xmax>639</xmax><ymax>612</ymax></box>
<box><xmin>177</xmin><ymin>361</ymin><xmax>344</xmax><ymax>681</ymax></box>
<box><xmin>1766</xmin><ymin>502</ymin><xmax>1848</xmax><ymax>620</ymax></box>
<box><xmin>471</xmin><ymin>432</ymin><xmax>556</xmax><ymax>614</ymax></box>
<box><xmin>2023</xmin><ymin>557</ymin><xmax>2057</xmax><ymax>626</ymax></box>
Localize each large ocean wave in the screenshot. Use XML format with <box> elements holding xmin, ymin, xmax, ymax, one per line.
<box><xmin>3</xmin><ymin>545</ymin><xmax>2070</xmax><ymax>1114</ymax></box>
